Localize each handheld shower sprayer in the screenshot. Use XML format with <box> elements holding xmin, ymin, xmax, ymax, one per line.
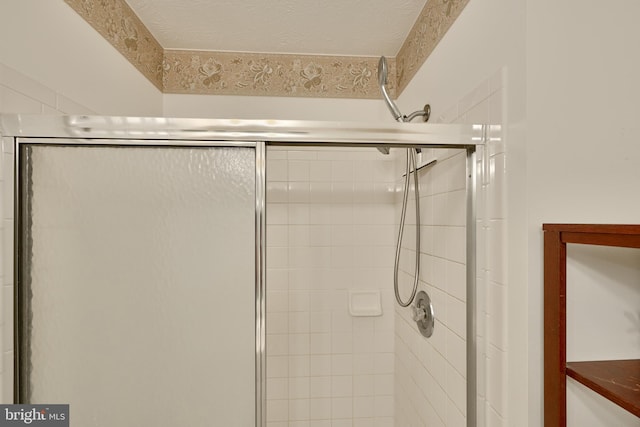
<box><xmin>376</xmin><ymin>56</ymin><xmax>435</xmax><ymax>311</ymax></box>
<box><xmin>377</xmin><ymin>56</ymin><xmax>431</xmax><ymax>124</ymax></box>
<box><xmin>377</xmin><ymin>56</ymin><xmax>403</xmax><ymax>121</ymax></box>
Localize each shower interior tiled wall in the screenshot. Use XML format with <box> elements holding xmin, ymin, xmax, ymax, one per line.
<box><xmin>265</xmin><ymin>147</ymin><xmax>398</xmax><ymax>427</ymax></box>
<box><xmin>265</xmin><ymin>144</ymin><xmax>473</xmax><ymax>427</ymax></box>
<box><xmin>265</xmin><ymin>70</ymin><xmax>506</xmax><ymax>427</ymax></box>
<box><xmin>393</xmin><ymin>148</ymin><xmax>469</xmax><ymax>427</ymax></box>
<box><xmin>393</xmin><ymin>71</ymin><xmax>507</xmax><ymax>427</ymax></box>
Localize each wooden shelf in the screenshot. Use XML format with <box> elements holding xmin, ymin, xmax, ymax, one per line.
<box><xmin>566</xmin><ymin>360</ymin><xmax>640</xmax><ymax>417</ymax></box>
<box><xmin>542</xmin><ymin>224</ymin><xmax>640</xmax><ymax>249</ymax></box>
<box><xmin>543</xmin><ymin>224</ymin><xmax>640</xmax><ymax>426</ymax></box>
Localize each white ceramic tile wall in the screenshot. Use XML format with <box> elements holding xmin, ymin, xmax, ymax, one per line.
<box><xmin>0</xmin><ymin>62</ymin><xmax>96</xmax><ymax>115</ymax></box>
<box><xmin>394</xmin><ymin>69</ymin><xmax>506</xmax><ymax>427</ymax></box>
<box><xmin>264</xmin><ymin>76</ymin><xmax>506</xmax><ymax>427</ymax></box>
<box><xmin>0</xmin><ymin>136</ymin><xmax>13</xmax><ymax>403</ymax></box>
<box><xmin>266</xmin><ymin>147</ymin><xmax>397</xmax><ymax>427</ymax></box>
<box><xmin>0</xmin><ymin>62</ymin><xmax>98</xmax><ymax>403</ymax></box>
<box><xmin>468</xmin><ymin>71</ymin><xmax>507</xmax><ymax>427</ymax></box>
<box><xmin>393</xmin><ymin>148</ymin><xmax>469</xmax><ymax>427</ymax></box>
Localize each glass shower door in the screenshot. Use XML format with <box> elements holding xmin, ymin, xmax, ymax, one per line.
<box><xmin>16</xmin><ymin>142</ymin><xmax>260</xmax><ymax>426</ymax></box>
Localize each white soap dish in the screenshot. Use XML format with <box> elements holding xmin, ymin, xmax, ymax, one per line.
<box><xmin>348</xmin><ymin>290</ymin><xmax>382</xmax><ymax>317</ymax></box>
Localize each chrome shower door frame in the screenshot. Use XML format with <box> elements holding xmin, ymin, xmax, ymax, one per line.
<box><xmin>466</xmin><ymin>146</ymin><xmax>478</xmax><ymax>426</ymax></box>
<box><xmin>2</xmin><ymin>115</ymin><xmax>485</xmax><ymax>427</ymax></box>
<box><xmin>13</xmin><ymin>137</ymin><xmax>267</xmax><ymax>427</ymax></box>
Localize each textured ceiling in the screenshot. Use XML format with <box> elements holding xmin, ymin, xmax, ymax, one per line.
<box><xmin>125</xmin><ymin>0</ymin><xmax>428</xmax><ymax>56</ymax></box>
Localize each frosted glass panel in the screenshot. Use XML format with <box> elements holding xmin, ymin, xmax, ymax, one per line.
<box><xmin>20</xmin><ymin>145</ymin><xmax>256</xmax><ymax>426</ymax></box>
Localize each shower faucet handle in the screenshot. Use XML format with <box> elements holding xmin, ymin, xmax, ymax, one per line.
<box><xmin>412</xmin><ymin>291</ymin><xmax>435</xmax><ymax>338</ymax></box>
<box><xmin>412</xmin><ymin>305</ymin><xmax>427</xmax><ymax>322</ymax></box>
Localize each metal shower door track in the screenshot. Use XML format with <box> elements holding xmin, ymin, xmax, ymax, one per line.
<box><xmin>0</xmin><ymin>115</ymin><xmax>482</xmax><ymax>149</ymax></box>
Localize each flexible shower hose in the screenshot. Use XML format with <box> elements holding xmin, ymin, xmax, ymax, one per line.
<box><xmin>393</xmin><ymin>147</ymin><xmax>421</xmax><ymax>307</ymax></box>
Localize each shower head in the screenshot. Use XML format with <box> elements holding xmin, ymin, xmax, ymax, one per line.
<box><xmin>377</xmin><ymin>55</ymin><xmax>389</xmax><ymax>87</ymax></box>
<box><xmin>376</xmin><ymin>56</ymin><xmax>431</xmax><ymax>155</ymax></box>
<box><xmin>377</xmin><ymin>56</ymin><xmax>403</xmax><ymax>122</ymax></box>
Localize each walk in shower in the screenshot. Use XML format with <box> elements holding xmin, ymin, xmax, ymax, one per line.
<box><xmin>0</xmin><ymin>115</ymin><xmax>483</xmax><ymax>426</ymax></box>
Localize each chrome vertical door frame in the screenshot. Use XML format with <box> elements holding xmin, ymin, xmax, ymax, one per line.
<box><xmin>13</xmin><ymin>138</ymin><xmax>266</xmax><ymax>427</ymax></box>
<box><xmin>466</xmin><ymin>146</ymin><xmax>478</xmax><ymax>427</ymax></box>
<box><xmin>13</xmin><ymin>140</ymin><xmax>28</xmax><ymax>403</ymax></box>
<box><xmin>255</xmin><ymin>141</ymin><xmax>266</xmax><ymax>427</ymax></box>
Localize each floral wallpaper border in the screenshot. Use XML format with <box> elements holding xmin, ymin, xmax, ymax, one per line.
<box><xmin>163</xmin><ymin>50</ymin><xmax>394</xmax><ymax>99</ymax></box>
<box><xmin>64</xmin><ymin>0</ymin><xmax>164</xmax><ymax>90</ymax></box>
<box><xmin>64</xmin><ymin>0</ymin><xmax>468</xmax><ymax>99</ymax></box>
<box><xmin>396</xmin><ymin>0</ymin><xmax>471</xmax><ymax>93</ymax></box>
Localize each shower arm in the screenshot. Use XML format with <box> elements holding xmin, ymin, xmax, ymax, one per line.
<box><xmin>403</xmin><ymin>104</ymin><xmax>431</xmax><ymax>123</ymax></box>
<box><xmin>375</xmin><ymin>103</ymin><xmax>430</xmax><ymax>154</ymax></box>
<box><xmin>380</xmin><ymin>84</ymin><xmax>431</xmax><ymax>124</ymax></box>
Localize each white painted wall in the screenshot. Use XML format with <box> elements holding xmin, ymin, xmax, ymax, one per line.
<box><xmin>565</xmin><ymin>245</ymin><xmax>640</xmax><ymax>426</ymax></box>
<box><xmin>164</xmin><ymin>93</ymin><xmax>391</xmax><ymax>122</ymax></box>
<box><xmin>526</xmin><ymin>1</ymin><xmax>640</xmax><ymax>426</ymax></box>
<box><xmin>0</xmin><ymin>0</ymin><xmax>162</xmax><ymax>116</ymax></box>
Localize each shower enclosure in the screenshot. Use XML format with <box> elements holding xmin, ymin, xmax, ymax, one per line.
<box><xmin>0</xmin><ymin>115</ymin><xmax>483</xmax><ymax>427</ymax></box>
